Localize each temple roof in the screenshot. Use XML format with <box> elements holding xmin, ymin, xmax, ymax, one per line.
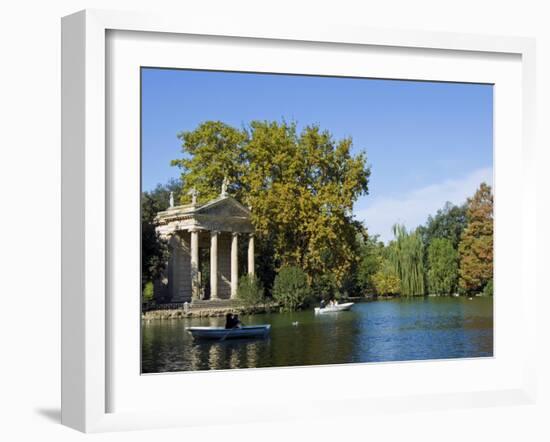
<box><xmin>155</xmin><ymin>195</ymin><xmax>254</xmax><ymax>236</ymax></box>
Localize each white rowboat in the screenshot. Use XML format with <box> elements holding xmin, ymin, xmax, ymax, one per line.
<box><xmin>314</xmin><ymin>302</ymin><xmax>354</xmax><ymax>314</ymax></box>
<box><xmin>186</xmin><ymin>325</ymin><xmax>271</xmax><ymax>340</ymax></box>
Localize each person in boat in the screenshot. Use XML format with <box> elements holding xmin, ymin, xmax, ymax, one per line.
<box><xmin>225</xmin><ymin>313</ymin><xmax>234</xmax><ymax>329</ymax></box>
<box><xmin>232</xmin><ymin>314</ymin><xmax>242</xmax><ymax>328</ymax></box>
<box><xmin>320</xmin><ymin>299</ymin><xmax>326</xmax><ymax>309</ymax></box>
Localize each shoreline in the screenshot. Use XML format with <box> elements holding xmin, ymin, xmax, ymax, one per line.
<box><xmin>141</xmin><ymin>302</ymin><xmax>279</xmax><ymax>320</ymax></box>
<box><xmin>141</xmin><ymin>294</ymin><xmax>491</xmax><ymax>321</ymax></box>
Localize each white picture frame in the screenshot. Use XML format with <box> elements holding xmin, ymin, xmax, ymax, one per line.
<box><xmin>61</xmin><ymin>9</ymin><xmax>537</xmax><ymax>433</ymax></box>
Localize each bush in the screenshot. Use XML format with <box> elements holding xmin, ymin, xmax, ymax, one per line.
<box><xmin>482</xmin><ymin>279</ymin><xmax>493</xmax><ymax>296</ymax></box>
<box><xmin>142</xmin><ymin>281</ymin><xmax>154</xmax><ymax>304</ymax></box>
<box><xmin>272</xmin><ymin>266</ymin><xmax>311</xmax><ymax>311</ymax></box>
<box><xmin>237</xmin><ymin>274</ymin><xmax>265</xmax><ymax>307</ymax></box>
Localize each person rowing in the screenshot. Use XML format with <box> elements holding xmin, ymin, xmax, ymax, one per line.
<box><xmin>232</xmin><ymin>314</ymin><xmax>242</xmax><ymax>328</ymax></box>
<box><xmin>224</xmin><ymin>313</ymin><xmax>243</xmax><ymax>329</ymax></box>
<box><xmin>225</xmin><ymin>313</ymin><xmax>233</xmax><ymax>329</ymax></box>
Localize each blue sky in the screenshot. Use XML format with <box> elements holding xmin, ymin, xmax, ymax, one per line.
<box><xmin>142</xmin><ymin>68</ymin><xmax>493</xmax><ymax>242</ymax></box>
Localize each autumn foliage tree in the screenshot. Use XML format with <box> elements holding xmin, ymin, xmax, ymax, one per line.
<box><xmin>244</xmin><ymin>121</ymin><xmax>369</xmax><ymax>284</ymax></box>
<box><xmin>458</xmin><ymin>183</ymin><xmax>493</xmax><ymax>294</ymax></box>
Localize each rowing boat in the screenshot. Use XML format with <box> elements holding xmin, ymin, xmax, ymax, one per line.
<box><xmin>186</xmin><ymin>325</ymin><xmax>271</xmax><ymax>340</ymax></box>
<box><xmin>314</xmin><ymin>302</ymin><xmax>354</xmax><ymax>314</ymax></box>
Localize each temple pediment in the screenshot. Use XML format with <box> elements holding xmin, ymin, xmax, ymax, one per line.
<box><xmin>155</xmin><ymin>195</ymin><xmax>254</xmax><ymax>236</ymax></box>
<box><xmin>195</xmin><ymin>196</ymin><xmax>251</xmax><ymax>218</ymax></box>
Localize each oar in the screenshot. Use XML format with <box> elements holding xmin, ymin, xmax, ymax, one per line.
<box><xmin>220</xmin><ymin>328</ymin><xmax>234</xmax><ymax>341</ymax></box>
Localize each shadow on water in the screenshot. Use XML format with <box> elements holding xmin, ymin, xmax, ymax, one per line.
<box><xmin>142</xmin><ymin>297</ymin><xmax>493</xmax><ymax>373</ymax></box>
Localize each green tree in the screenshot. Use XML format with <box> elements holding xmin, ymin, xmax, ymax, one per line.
<box><xmin>426</xmin><ymin>238</ymin><xmax>458</xmax><ymax>295</ymax></box>
<box><xmin>272</xmin><ymin>266</ymin><xmax>311</xmax><ymax>311</ymax></box>
<box><xmin>141</xmin><ymin>223</ymin><xmax>169</xmax><ymax>289</ymax></box>
<box><xmin>141</xmin><ymin>179</ymin><xmax>182</xmax><ymax>291</ymax></box>
<box><xmin>141</xmin><ymin>179</ymin><xmax>183</xmax><ymax>223</ymax></box>
<box><xmin>458</xmin><ymin>183</ymin><xmax>493</xmax><ymax>294</ymax></box>
<box><xmin>237</xmin><ymin>274</ymin><xmax>265</xmax><ymax>307</ymax></box>
<box><xmin>388</xmin><ymin>224</ymin><xmax>425</xmax><ymax>296</ymax></box>
<box><xmin>356</xmin><ymin>234</ymin><xmax>385</xmax><ymax>295</ymax></box>
<box><xmin>171</xmin><ymin>121</ymin><xmax>247</xmax><ymax>203</ymax></box>
<box><xmin>418</xmin><ymin>201</ymin><xmax>467</xmax><ymax>250</ymax></box>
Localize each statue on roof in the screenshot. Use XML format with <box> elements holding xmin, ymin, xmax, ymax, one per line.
<box><xmin>169</xmin><ymin>191</ymin><xmax>174</xmax><ymax>208</ymax></box>
<box><xmin>188</xmin><ymin>187</ymin><xmax>198</xmax><ymax>205</ymax></box>
<box><xmin>221</xmin><ymin>177</ymin><xmax>229</xmax><ymax>197</ymax></box>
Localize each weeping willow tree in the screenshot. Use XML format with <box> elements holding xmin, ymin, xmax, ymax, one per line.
<box><xmin>388</xmin><ymin>224</ymin><xmax>426</xmax><ymax>296</ymax></box>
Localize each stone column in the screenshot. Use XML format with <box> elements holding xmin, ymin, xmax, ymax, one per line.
<box><xmin>210</xmin><ymin>231</ymin><xmax>218</xmax><ymax>300</ymax></box>
<box><xmin>248</xmin><ymin>233</ymin><xmax>255</xmax><ymax>276</ymax></box>
<box><xmin>190</xmin><ymin>228</ymin><xmax>200</xmax><ymax>300</ymax></box>
<box><xmin>231</xmin><ymin>232</ymin><xmax>239</xmax><ymax>299</ymax></box>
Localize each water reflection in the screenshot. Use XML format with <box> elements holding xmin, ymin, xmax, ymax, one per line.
<box><xmin>142</xmin><ymin>297</ymin><xmax>493</xmax><ymax>373</ymax></box>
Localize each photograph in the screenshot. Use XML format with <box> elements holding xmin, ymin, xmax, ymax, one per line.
<box><xmin>140</xmin><ymin>68</ymin><xmax>494</xmax><ymax>373</ymax></box>
<box><xmin>1</xmin><ymin>0</ymin><xmax>545</xmax><ymax>438</ymax></box>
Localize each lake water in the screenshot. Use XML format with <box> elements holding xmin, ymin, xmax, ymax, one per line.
<box><xmin>141</xmin><ymin>297</ymin><xmax>493</xmax><ymax>373</ymax></box>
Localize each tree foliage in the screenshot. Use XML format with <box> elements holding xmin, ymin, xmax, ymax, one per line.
<box><xmin>311</xmin><ymin>272</ymin><xmax>339</xmax><ymax>301</ymax></box>
<box><xmin>171</xmin><ymin>121</ymin><xmax>247</xmax><ymax>203</ymax></box>
<box><xmin>142</xmin><ymin>281</ymin><xmax>154</xmax><ymax>304</ymax></box>
<box><xmin>371</xmin><ymin>256</ymin><xmax>401</xmax><ymax>296</ymax></box>
<box><xmin>272</xmin><ymin>266</ymin><xmax>311</xmax><ymax>311</ymax></box>
<box><xmin>482</xmin><ymin>279</ymin><xmax>493</xmax><ymax>297</ymax></box>
<box><xmin>356</xmin><ymin>234</ymin><xmax>385</xmax><ymax>295</ymax></box>
<box><xmin>418</xmin><ymin>201</ymin><xmax>467</xmax><ymax>250</ymax></box>
<box><xmin>458</xmin><ymin>183</ymin><xmax>493</xmax><ymax>294</ymax></box>
<box><xmin>426</xmin><ymin>238</ymin><xmax>458</xmax><ymax>295</ymax></box>
<box><xmin>141</xmin><ymin>180</ymin><xmax>181</xmax><ymax>290</ymax></box>
<box><xmin>141</xmin><ymin>223</ymin><xmax>169</xmax><ymax>289</ymax></box>
<box><xmin>141</xmin><ymin>179</ymin><xmax>183</xmax><ymax>223</ymax></box>
<box><xmin>171</xmin><ymin>120</ymin><xmax>370</xmax><ymax>288</ymax></box>
<box><xmin>388</xmin><ymin>225</ymin><xmax>425</xmax><ymax>296</ymax></box>
<box><xmin>244</xmin><ymin>122</ymin><xmax>369</xmax><ymax>285</ymax></box>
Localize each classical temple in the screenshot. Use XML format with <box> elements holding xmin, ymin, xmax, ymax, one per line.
<box><xmin>154</xmin><ymin>186</ymin><xmax>255</xmax><ymax>303</ymax></box>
